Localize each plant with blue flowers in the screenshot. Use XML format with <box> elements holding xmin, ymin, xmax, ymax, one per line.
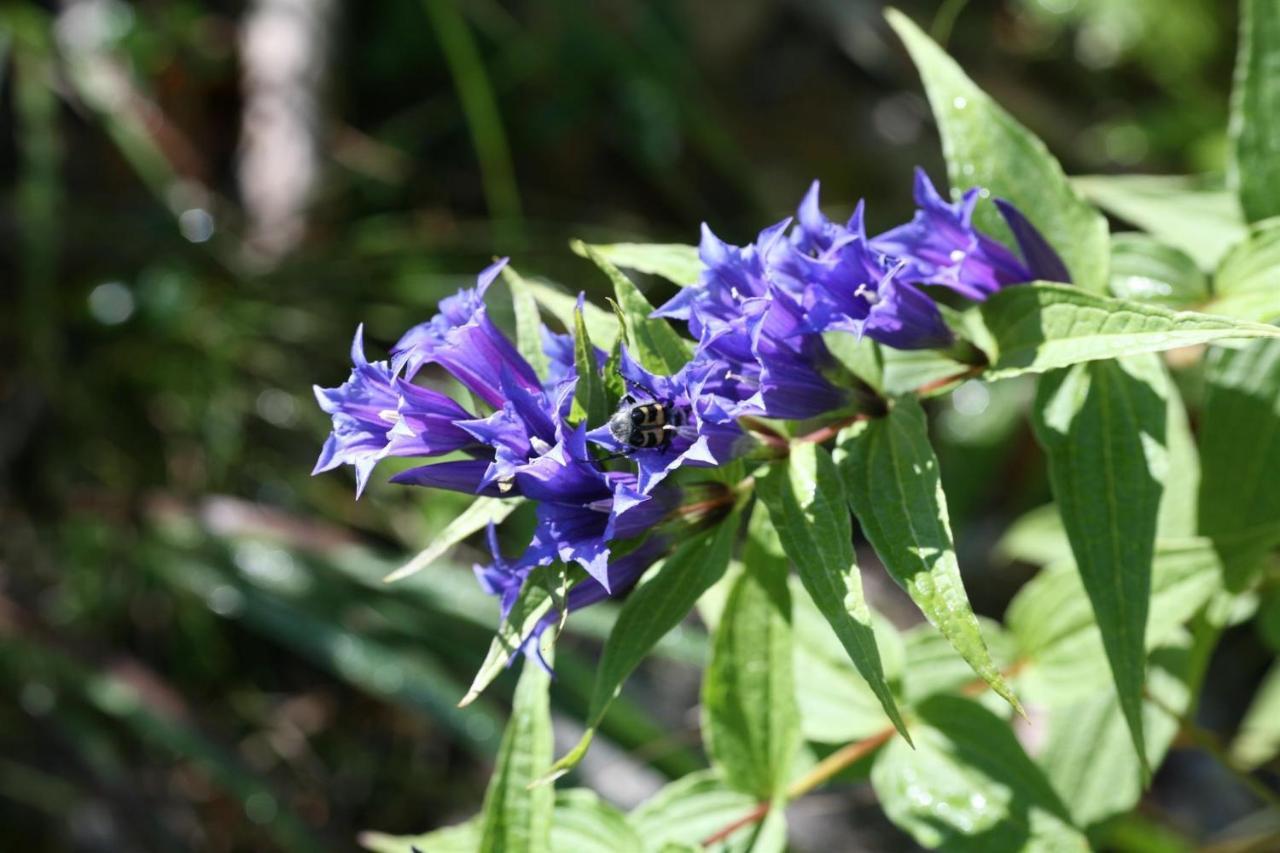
<box><xmin>321</xmin><ymin>6</ymin><xmax>1280</xmax><ymax>851</ymax></box>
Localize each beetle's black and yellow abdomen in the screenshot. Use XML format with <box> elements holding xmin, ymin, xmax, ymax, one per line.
<box><xmin>608</xmin><ymin>396</ymin><xmax>685</xmax><ymax>451</ymax></box>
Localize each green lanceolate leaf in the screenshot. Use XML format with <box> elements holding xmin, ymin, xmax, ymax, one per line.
<box><xmin>792</xmin><ymin>576</ymin><xmax>906</xmax><ymax>743</ymax></box>
<box><xmin>502</xmin><ymin>264</ymin><xmax>551</xmax><ymax>380</ymax></box>
<box><xmin>1230</xmin><ymin>0</ymin><xmax>1280</xmax><ymax>222</ymax></box>
<box><xmin>1037</xmin><ymin>638</ymin><xmax>1194</xmax><ymax>829</ymax></box>
<box><xmin>573</xmin><ymin>240</ymin><xmax>691</xmax><ymax>375</ymax></box>
<box><xmin>477</xmin><ymin>642</ymin><xmax>555</xmax><ymax>853</ymax></box>
<box><xmin>544</xmin><ymin>516</ymin><xmax>739</xmax><ymax>780</ymax></box>
<box><xmin>1157</xmin><ymin>376</ymin><xmax>1200</xmax><ymax>540</ymax></box>
<box><xmin>550</xmin><ymin>790</ymin><xmax>644</xmax><ymax>853</ymax></box>
<box><xmin>1231</xmin><ymin>661</ymin><xmax>1280</xmax><ymax>770</ymax></box>
<box><xmin>384</xmin><ymin>497</ymin><xmax>521</xmax><ymax>583</ymax></box>
<box><xmin>1198</xmin><ymin>338</ymin><xmax>1280</xmax><ymax>590</ymax></box>
<box><xmin>836</xmin><ymin>396</ymin><xmax>1022</xmax><ymax>716</ymax></box>
<box><xmin>1108</xmin><ymin>233</ymin><xmax>1208</xmax><ymax>309</ymax></box>
<box><xmin>573</xmin><ymin>301</ymin><xmax>608</xmax><ymax>426</ymax></box>
<box><xmin>360</xmin><ymin>821</ymin><xmax>480</xmax><ymax>853</ymax></box>
<box><xmin>1207</xmin><ymin>218</ymin><xmax>1280</xmax><ymax>323</ymax></box>
<box><xmin>757</xmin><ymin>443</ymin><xmax>911</xmax><ymax>743</ymax></box>
<box><xmin>871</xmin><ymin>695</ymin><xmax>1087</xmax><ymax>852</ymax></box>
<box><xmin>523</xmin><ymin>275</ymin><xmax>620</xmax><ymax>346</ymax></box>
<box><xmin>629</xmin><ymin>770</ymin><xmax>758</xmax><ymax>852</ymax></box>
<box><xmin>1074</xmin><ymin>174</ymin><xmax>1247</xmax><ymax>271</ymax></box>
<box><xmin>886</xmin><ymin>9</ymin><xmax>1108</xmax><ymax>293</ymax></box>
<box><xmin>702</xmin><ymin>503</ymin><xmax>800</xmax><ymax>798</ymax></box>
<box><xmin>979</xmin><ymin>282</ymin><xmax>1280</xmax><ymax>379</ymax></box>
<box><xmin>1031</xmin><ymin>355</ymin><xmax>1169</xmax><ymax>771</ymax></box>
<box><xmin>360</xmin><ymin>790</ymin><xmax>643</xmax><ymax>853</ymax></box>
<box><xmin>574</xmin><ymin>241</ymin><xmax>701</xmax><ymax>287</ymax></box>
<box><xmin>1008</xmin><ymin>540</ymin><xmax>1223</xmax><ymax>707</ymax></box>
<box><xmin>462</xmin><ymin>563</ymin><xmax>571</xmax><ymax>707</ymax></box>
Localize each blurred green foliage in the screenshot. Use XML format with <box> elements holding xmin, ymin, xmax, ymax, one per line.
<box><xmin>0</xmin><ymin>0</ymin><xmax>1266</xmax><ymax>850</ymax></box>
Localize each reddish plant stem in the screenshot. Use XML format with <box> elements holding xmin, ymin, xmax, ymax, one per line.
<box><xmin>913</xmin><ymin>365</ymin><xmax>984</xmax><ymax>398</ymax></box>
<box><xmin>701</xmin><ymin>728</ymin><xmax>896</xmax><ymax>847</ymax></box>
<box><xmin>700</xmin><ymin>660</ymin><xmax>1028</xmax><ymax>846</ymax></box>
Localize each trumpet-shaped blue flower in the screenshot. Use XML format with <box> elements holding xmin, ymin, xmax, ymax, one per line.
<box><xmin>312</xmin><ymin>325</ymin><xmax>479</xmax><ymax>495</ymax></box>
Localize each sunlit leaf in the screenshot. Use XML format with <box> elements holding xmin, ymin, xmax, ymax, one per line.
<box><xmin>1008</xmin><ymin>540</ymin><xmax>1222</xmax><ymax>707</ymax></box>
<box><xmin>980</xmin><ymin>282</ymin><xmax>1280</xmax><ymax>379</ymax></box>
<box><xmin>550</xmin><ymin>789</ymin><xmax>644</xmax><ymax>853</ymax></box>
<box><xmin>1198</xmin><ymin>338</ymin><xmax>1280</xmax><ymax>590</ymax></box>
<box><xmin>757</xmin><ymin>444</ymin><xmax>911</xmax><ymax>742</ymax></box>
<box><xmin>1108</xmin><ymin>233</ymin><xmax>1208</xmax><ymax>308</ymax></box>
<box><xmin>871</xmin><ymin>695</ymin><xmax>1087</xmax><ymax>851</ymax></box>
<box><xmin>887</xmin><ymin>9</ymin><xmax>1109</xmax><ymax>292</ymax></box>
<box><xmin>477</xmin><ymin>641</ymin><xmax>554</xmax><ymax>853</ymax></box>
<box><xmin>1230</xmin><ymin>0</ymin><xmax>1280</xmax><ymax>222</ymax></box>
<box><xmin>544</xmin><ymin>516</ymin><xmax>738</xmax><ymax>780</ymax></box>
<box><xmin>1074</xmin><ymin>174</ymin><xmax>1245</xmax><ymax>270</ymax></box>
<box><xmin>1031</xmin><ymin>355</ymin><xmax>1168</xmax><ymax>767</ymax></box>
<box><xmin>629</xmin><ymin>770</ymin><xmax>758</xmax><ymax>853</ymax></box>
<box><xmin>1231</xmin><ymin>661</ymin><xmax>1280</xmax><ymax>770</ymax></box>
<box><xmin>502</xmin><ymin>264</ymin><xmax>551</xmax><ymax>380</ymax></box>
<box><xmin>574</xmin><ymin>241</ymin><xmax>701</xmax><ymax>287</ymax></box>
<box><xmin>573</xmin><ymin>240</ymin><xmax>691</xmax><ymax>374</ymax></box>
<box><xmin>1206</xmin><ymin>218</ymin><xmax>1280</xmax><ymax>323</ymax></box>
<box><xmin>1038</xmin><ymin>638</ymin><xmax>1193</xmax><ymax>828</ymax></box>
<box><xmin>384</xmin><ymin>497</ymin><xmax>521</xmax><ymax>583</ymax></box>
<box><xmin>837</xmin><ymin>396</ymin><xmax>1022</xmax><ymax>715</ymax></box>
<box><xmin>573</xmin><ymin>300</ymin><xmax>608</xmax><ymax>426</ymax></box>
<box><xmin>702</xmin><ymin>503</ymin><xmax>800</xmax><ymax>797</ymax></box>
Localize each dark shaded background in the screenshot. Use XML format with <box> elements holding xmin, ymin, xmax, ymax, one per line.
<box><xmin>0</xmin><ymin>0</ymin><xmax>1257</xmax><ymax>850</ymax></box>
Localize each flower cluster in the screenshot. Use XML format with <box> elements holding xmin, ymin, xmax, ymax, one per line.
<box><xmin>313</xmin><ymin>170</ymin><xmax>1063</xmax><ymax>663</ymax></box>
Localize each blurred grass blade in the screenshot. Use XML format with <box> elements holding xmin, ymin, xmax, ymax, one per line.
<box><xmin>836</xmin><ymin>396</ymin><xmax>1022</xmax><ymax>716</ymax></box>
<box><xmin>886</xmin><ymin>8</ymin><xmax>1109</xmax><ymax>292</ymax></box>
<box><xmin>573</xmin><ymin>241</ymin><xmax>691</xmax><ymax>374</ymax></box>
<box><xmin>979</xmin><ymin>282</ymin><xmax>1280</xmax><ymax>380</ymax></box>
<box><xmin>702</xmin><ymin>503</ymin><xmax>800</xmax><ymax>798</ymax></box>
<box><xmin>477</xmin><ymin>642</ymin><xmax>554</xmax><ymax>853</ymax></box>
<box><xmin>1230</xmin><ymin>0</ymin><xmax>1280</xmax><ymax>222</ymax></box>
<box><xmin>574</xmin><ymin>241</ymin><xmax>701</xmax><ymax>286</ymax></box>
<box><xmin>1030</xmin><ymin>355</ymin><xmax>1169</xmax><ymax>771</ymax></box>
<box><xmin>385</xmin><ymin>496</ymin><xmax>521</xmax><ymax>583</ymax></box>
<box><xmin>503</xmin><ymin>264</ymin><xmax>551</xmax><ymax>378</ymax></box>
<box><xmin>421</xmin><ymin>0</ymin><xmax>523</xmax><ymax>242</ymax></box>
<box><xmin>543</xmin><ymin>515</ymin><xmax>738</xmax><ymax>782</ymax></box>
<box><xmin>757</xmin><ymin>444</ymin><xmax>911</xmax><ymax>743</ymax></box>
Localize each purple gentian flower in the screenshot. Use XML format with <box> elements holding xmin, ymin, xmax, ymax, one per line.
<box><xmin>390</xmin><ymin>259</ymin><xmax>542</xmax><ymax>408</ymax></box>
<box><xmin>586</xmin><ymin>347</ymin><xmax>755</xmax><ymax>493</ymax></box>
<box><xmin>870</xmin><ymin>169</ymin><xmax>1032</xmax><ymax>300</ymax></box>
<box><xmin>312</xmin><ymin>325</ymin><xmax>479</xmax><ymax>496</ymax></box>
<box><xmin>796</xmin><ymin>216</ymin><xmax>955</xmax><ymax>351</ymax></box>
<box><xmin>478</xmin><ymin>537</ymin><xmax>668</xmax><ymax>672</ymax></box>
<box><xmin>653</xmin><ymin>223</ymin><xmax>856</xmax><ymax>421</ymax></box>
